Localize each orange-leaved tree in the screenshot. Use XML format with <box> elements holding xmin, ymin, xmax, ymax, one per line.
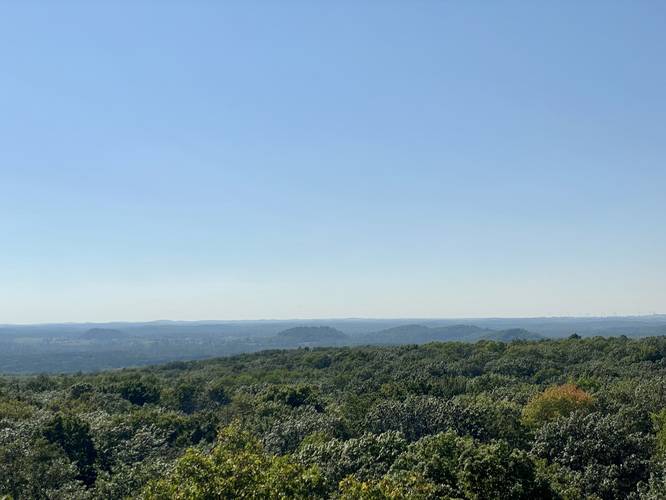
<box><xmin>522</xmin><ymin>384</ymin><xmax>593</xmax><ymax>427</ymax></box>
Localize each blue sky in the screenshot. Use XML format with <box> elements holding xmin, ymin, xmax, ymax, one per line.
<box><xmin>1</xmin><ymin>2</ymin><xmax>665</xmax><ymax>323</ymax></box>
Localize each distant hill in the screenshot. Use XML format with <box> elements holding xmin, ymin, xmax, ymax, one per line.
<box><xmin>80</xmin><ymin>328</ymin><xmax>129</xmax><ymax>341</ymax></box>
<box><xmin>2</xmin><ymin>316</ymin><xmax>665</xmax><ymax>373</ymax></box>
<box><xmin>276</xmin><ymin>326</ymin><xmax>349</xmax><ymax>345</ymax></box>
<box><xmin>480</xmin><ymin>328</ymin><xmax>544</xmax><ymax>342</ymax></box>
<box><xmin>356</xmin><ymin>324</ymin><xmax>544</xmax><ymax>345</ymax></box>
<box><xmin>357</xmin><ymin>324</ymin><xmax>493</xmax><ymax>344</ymax></box>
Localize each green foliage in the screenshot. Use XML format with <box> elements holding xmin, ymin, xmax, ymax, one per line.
<box><xmin>338</xmin><ymin>472</ymin><xmax>440</xmax><ymax>499</ymax></box>
<box><xmin>1</xmin><ymin>336</ymin><xmax>666</xmax><ymax>498</ymax></box>
<box><xmin>652</xmin><ymin>408</ymin><xmax>666</xmax><ymax>459</ymax></box>
<box><xmin>69</xmin><ymin>382</ymin><xmax>95</xmax><ymax>399</ymax></box>
<box><xmin>388</xmin><ymin>432</ymin><xmax>552</xmax><ymax>500</ymax></box>
<box><xmin>264</xmin><ymin>405</ymin><xmax>345</xmax><ymax>454</ymax></box>
<box><xmin>262</xmin><ymin>383</ymin><xmax>322</xmax><ymax>409</ymax></box>
<box><xmin>118</xmin><ymin>378</ymin><xmax>161</xmax><ymax>406</ymax></box>
<box><xmin>390</xmin><ymin>431</ymin><xmax>472</xmax><ymax>496</ymax></box>
<box><xmin>297</xmin><ymin>431</ymin><xmax>408</xmax><ymax>489</ymax></box>
<box><xmin>458</xmin><ymin>441</ymin><xmax>552</xmax><ymax>500</ymax></box>
<box><xmin>365</xmin><ymin>395</ymin><xmax>523</xmax><ymax>443</ymax></box>
<box><xmin>141</xmin><ymin>424</ymin><xmax>325</xmax><ymax>499</ymax></box>
<box><xmin>25</xmin><ymin>374</ymin><xmax>57</xmax><ymax>392</ymax></box>
<box><xmin>0</xmin><ymin>399</ymin><xmax>33</xmax><ymax>420</ymax></box>
<box><xmin>205</xmin><ymin>380</ymin><xmax>230</xmax><ymax>405</ymax></box>
<box><xmin>531</xmin><ymin>411</ymin><xmax>654</xmax><ymax>498</ymax></box>
<box><xmin>43</xmin><ymin>413</ymin><xmax>98</xmax><ymax>486</ymax></box>
<box><xmin>168</xmin><ymin>382</ymin><xmax>201</xmax><ymax>414</ymax></box>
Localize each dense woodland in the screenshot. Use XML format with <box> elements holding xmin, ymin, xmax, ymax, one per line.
<box><xmin>2</xmin><ymin>336</ymin><xmax>666</xmax><ymax>498</ymax></box>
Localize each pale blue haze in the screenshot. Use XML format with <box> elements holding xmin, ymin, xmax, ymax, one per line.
<box><xmin>1</xmin><ymin>2</ymin><xmax>665</xmax><ymax>322</ymax></box>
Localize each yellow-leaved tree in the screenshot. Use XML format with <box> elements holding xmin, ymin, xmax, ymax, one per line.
<box><xmin>141</xmin><ymin>423</ymin><xmax>324</xmax><ymax>500</ymax></box>
<box><xmin>522</xmin><ymin>384</ymin><xmax>594</xmax><ymax>427</ymax></box>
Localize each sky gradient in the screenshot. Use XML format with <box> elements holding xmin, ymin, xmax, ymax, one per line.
<box><xmin>1</xmin><ymin>1</ymin><xmax>665</xmax><ymax>323</ymax></box>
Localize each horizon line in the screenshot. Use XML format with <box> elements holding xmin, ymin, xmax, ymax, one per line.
<box><xmin>2</xmin><ymin>312</ymin><xmax>665</xmax><ymax>327</ymax></box>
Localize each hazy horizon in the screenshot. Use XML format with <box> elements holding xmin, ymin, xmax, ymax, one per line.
<box><xmin>2</xmin><ymin>2</ymin><xmax>665</xmax><ymax>323</ymax></box>
<box><xmin>3</xmin><ymin>312</ymin><xmax>666</xmax><ymax>328</ymax></box>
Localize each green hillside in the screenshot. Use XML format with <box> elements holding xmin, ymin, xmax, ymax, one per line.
<box><xmin>276</xmin><ymin>326</ymin><xmax>349</xmax><ymax>344</ymax></box>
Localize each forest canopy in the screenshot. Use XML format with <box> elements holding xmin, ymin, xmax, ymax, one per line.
<box><xmin>2</xmin><ymin>336</ymin><xmax>666</xmax><ymax>498</ymax></box>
